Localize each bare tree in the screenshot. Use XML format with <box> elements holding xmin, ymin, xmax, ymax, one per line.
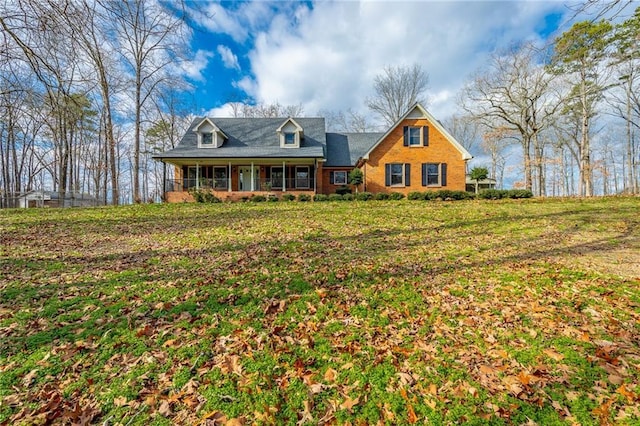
<box><xmin>57</xmin><ymin>0</ymin><xmax>124</xmax><ymax>205</ymax></box>
<box><xmin>442</xmin><ymin>113</ymin><xmax>481</xmax><ymax>153</ymax></box>
<box><xmin>367</xmin><ymin>64</ymin><xmax>429</xmax><ymax>126</ymax></box>
<box><xmin>322</xmin><ymin>108</ymin><xmax>374</xmax><ymax>133</ymax></box>
<box><xmin>550</xmin><ymin>20</ymin><xmax>613</xmax><ymax>196</ymax></box>
<box><xmin>103</xmin><ymin>0</ymin><xmax>187</xmax><ymax>203</ymax></box>
<box><xmin>463</xmin><ymin>43</ymin><xmax>561</xmax><ymax>195</ymax></box>
<box><xmin>608</xmin><ymin>7</ymin><xmax>640</xmax><ymax>194</ymax></box>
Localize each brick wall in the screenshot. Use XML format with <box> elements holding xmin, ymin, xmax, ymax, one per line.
<box><xmin>363</xmin><ymin>118</ymin><xmax>467</xmax><ymax>194</ymax></box>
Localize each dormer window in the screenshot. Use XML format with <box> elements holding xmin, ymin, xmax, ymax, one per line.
<box><xmin>202</xmin><ymin>132</ymin><xmax>213</xmax><ymax>146</ymax></box>
<box><xmin>284</xmin><ymin>132</ymin><xmax>295</xmax><ymax>145</ymax></box>
<box><xmin>277</xmin><ymin>118</ymin><xmax>303</xmax><ymax>148</ymax></box>
<box><xmin>194</xmin><ymin>118</ymin><xmax>227</xmax><ymax>148</ymax></box>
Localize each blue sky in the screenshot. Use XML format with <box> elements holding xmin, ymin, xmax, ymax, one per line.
<box><xmin>180</xmin><ymin>1</ymin><xmax>577</xmax><ymax>122</ymax></box>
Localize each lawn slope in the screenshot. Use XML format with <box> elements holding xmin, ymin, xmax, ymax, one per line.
<box><xmin>1</xmin><ymin>197</ymin><xmax>639</xmax><ymax>425</ymax></box>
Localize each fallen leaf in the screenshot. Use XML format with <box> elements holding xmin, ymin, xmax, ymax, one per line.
<box><xmin>22</xmin><ymin>369</ymin><xmax>37</xmax><ymax>387</ymax></box>
<box><xmin>158</xmin><ymin>400</ymin><xmax>172</xmax><ymax>417</ymax></box>
<box><xmin>543</xmin><ymin>349</ymin><xmax>564</xmax><ymax>361</ymax></box>
<box><xmin>324</xmin><ymin>368</ymin><xmax>338</xmax><ymax>383</ymax></box>
<box><xmin>407</xmin><ymin>403</ymin><xmax>418</xmax><ymax>423</ymax></box>
<box><xmin>340</xmin><ymin>395</ymin><xmax>360</xmax><ymax>412</ymax></box>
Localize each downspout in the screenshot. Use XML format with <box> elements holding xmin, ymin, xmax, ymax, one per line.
<box><xmin>228</xmin><ymin>162</ymin><xmax>231</xmax><ymax>192</ymax></box>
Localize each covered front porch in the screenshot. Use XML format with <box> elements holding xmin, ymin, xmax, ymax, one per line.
<box><xmin>163</xmin><ymin>159</ymin><xmax>321</xmax><ymax>202</ymax></box>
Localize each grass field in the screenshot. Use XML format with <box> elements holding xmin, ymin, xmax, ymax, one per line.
<box><xmin>1</xmin><ymin>197</ymin><xmax>639</xmax><ymax>425</ymax></box>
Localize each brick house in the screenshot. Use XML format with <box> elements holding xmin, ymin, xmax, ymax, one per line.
<box><xmin>154</xmin><ymin>103</ymin><xmax>472</xmax><ymax>201</ymax></box>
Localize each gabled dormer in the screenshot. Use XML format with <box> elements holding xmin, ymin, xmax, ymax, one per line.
<box><xmin>193</xmin><ymin>118</ymin><xmax>227</xmax><ymax>148</ymax></box>
<box><xmin>276</xmin><ymin>118</ymin><xmax>304</xmax><ymax>148</ymax></box>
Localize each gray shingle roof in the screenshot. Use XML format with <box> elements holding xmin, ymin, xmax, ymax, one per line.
<box><xmin>154</xmin><ymin>117</ymin><xmax>381</xmax><ymax>166</ymax></box>
<box><xmin>324</xmin><ymin>132</ymin><xmax>382</xmax><ymax>167</ymax></box>
<box><xmin>155</xmin><ymin>117</ymin><xmax>326</xmax><ymax>159</ymax></box>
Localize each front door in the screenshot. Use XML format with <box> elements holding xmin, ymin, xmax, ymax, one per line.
<box><xmin>238</xmin><ymin>166</ymin><xmax>259</xmax><ymax>191</ymax></box>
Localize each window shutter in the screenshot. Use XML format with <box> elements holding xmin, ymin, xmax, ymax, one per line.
<box><xmin>441</xmin><ymin>163</ymin><xmax>447</xmax><ymax>186</ymax></box>
<box><xmin>403</xmin><ymin>126</ymin><xmax>409</xmax><ymax>146</ymax></box>
<box><xmin>404</xmin><ymin>163</ymin><xmax>411</xmax><ymax>186</ymax></box>
<box><xmin>423</xmin><ymin>126</ymin><xmax>429</xmax><ymax>146</ymax></box>
<box><xmin>421</xmin><ymin>163</ymin><xmax>427</xmax><ymax>186</ymax></box>
<box><xmin>329</xmin><ymin>171</ymin><xmax>335</xmax><ymax>184</ymax></box>
<box><xmin>385</xmin><ymin>164</ymin><xmax>391</xmax><ymax>186</ymax></box>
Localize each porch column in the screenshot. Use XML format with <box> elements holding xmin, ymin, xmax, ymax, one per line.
<box><xmin>196</xmin><ymin>163</ymin><xmax>200</xmax><ymax>190</ymax></box>
<box><xmin>251</xmin><ymin>161</ymin><xmax>255</xmax><ymax>191</ymax></box>
<box><xmin>282</xmin><ymin>161</ymin><xmax>286</xmax><ymax>192</ymax></box>
<box><xmin>228</xmin><ymin>162</ymin><xmax>232</xmax><ymax>192</ymax></box>
<box><xmin>314</xmin><ymin>159</ymin><xmax>317</xmax><ymax>193</ymax></box>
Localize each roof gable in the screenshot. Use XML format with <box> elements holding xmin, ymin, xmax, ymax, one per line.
<box><xmin>363</xmin><ymin>103</ymin><xmax>473</xmax><ymax>161</ymax></box>
<box><xmin>276</xmin><ymin>117</ymin><xmax>304</xmax><ymax>133</ymax></box>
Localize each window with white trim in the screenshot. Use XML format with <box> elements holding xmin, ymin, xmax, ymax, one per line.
<box><xmin>421</xmin><ymin>162</ymin><xmax>447</xmax><ymax>187</ymax></box>
<box><xmin>201</xmin><ymin>132</ymin><xmax>213</xmax><ymax>146</ymax></box>
<box><xmin>408</xmin><ymin>127</ymin><xmax>421</xmax><ymax>146</ymax></box>
<box><xmin>385</xmin><ymin>163</ymin><xmax>411</xmax><ymax>187</ymax></box>
<box><xmin>284</xmin><ymin>132</ymin><xmax>295</xmax><ymax>145</ymax></box>
<box><xmin>390</xmin><ymin>164</ymin><xmax>403</xmax><ymax>186</ymax></box>
<box><xmin>331</xmin><ymin>171</ymin><xmax>347</xmax><ymax>185</ymax></box>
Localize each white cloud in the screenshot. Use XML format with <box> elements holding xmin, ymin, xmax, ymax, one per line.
<box><xmin>237</xmin><ymin>1</ymin><xmax>567</xmax><ymax>121</ymax></box>
<box><xmin>217</xmin><ymin>45</ymin><xmax>240</xmax><ymax>70</ymax></box>
<box><xmin>181</xmin><ymin>49</ymin><xmax>214</xmax><ymax>82</ymax></box>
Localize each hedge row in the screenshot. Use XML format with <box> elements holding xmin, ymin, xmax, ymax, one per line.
<box><xmin>477</xmin><ymin>189</ymin><xmax>533</xmax><ymax>199</ymax></box>
<box><xmin>407</xmin><ymin>190</ymin><xmax>474</xmax><ymax>201</ymax></box>
<box><xmin>190</xmin><ymin>188</ymin><xmax>534</xmax><ymax>203</ymax></box>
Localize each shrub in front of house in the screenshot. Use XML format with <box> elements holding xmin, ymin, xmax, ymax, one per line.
<box><xmin>328</xmin><ymin>194</ymin><xmax>344</xmax><ymax>201</ymax></box>
<box><xmin>374</xmin><ymin>192</ymin><xmax>390</xmax><ymax>200</ymax></box>
<box><xmin>313</xmin><ymin>194</ymin><xmax>328</xmax><ymax>202</ymax></box>
<box><xmin>189</xmin><ymin>189</ymin><xmax>221</xmax><ymax>203</ymax></box>
<box><xmin>298</xmin><ymin>194</ymin><xmax>312</xmax><ymax>202</ymax></box>
<box><xmin>267</xmin><ymin>194</ymin><xmax>279</xmax><ymax>202</ymax></box>
<box><xmin>342</xmin><ymin>193</ymin><xmax>354</xmax><ymax>201</ymax></box>
<box><xmin>335</xmin><ymin>185</ymin><xmax>352</xmax><ymax>195</ymax></box>
<box><xmin>389</xmin><ymin>192</ymin><xmax>405</xmax><ymax>200</ymax></box>
<box><xmin>479</xmin><ymin>189</ymin><xmax>508</xmax><ymax>199</ymax></box>
<box><xmin>408</xmin><ymin>191</ymin><xmax>425</xmax><ymax>200</ymax></box>
<box><xmin>355</xmin><ymin>192</ymin><xmax>374</xmax><ymax>201</ymax></box>
<box><xmin>507</xmin><ymin>189</ymin><xmax>533</xmax><ymax>199</ymax></box>
<box><xmin>282</xmin><ymin>193</ymin><xmax>296</xmax><ymax>201</ymax></box>
<box><xmin>478</xmin><ymin>189</ymin><xmax>533</xmax><ymax>199</ymax></box>
<box><xmin>250</xmin><ymin>195</ymin><xmax>266</xmax><ymax>202</ymax></box>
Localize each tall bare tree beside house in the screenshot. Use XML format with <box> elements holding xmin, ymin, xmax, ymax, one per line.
<box><xmin>0</xmin><ymin>0</ymin><xmax>87</xmax><ymax>204</ymax></box>
<box><xmin>609</xmin><ymin>7</ymin><xmax>640</xmax><ymax>194</ymax></box>
<box><xmin>52</xmin><ymin>0</ymin><xmax>124</xmax><ymax>205</ymax></box>
<box><xmin>367</xmin><ymin>64</ymin><xmax>429</xmax><ymax>127</ymax></box>
<box><xmin>550</xmin><ymin>20</ymin><xmax>613</xmax><ymax>197</ymax></box>
<box><xmin>102</xmin><ymin>0</ymin><xmax>187</xmax><ymax>203</ymax></box>
<box><xmin>463</xmin><ymin>42</ymin><xmax>561</xmax><ymax>195</ymax></box>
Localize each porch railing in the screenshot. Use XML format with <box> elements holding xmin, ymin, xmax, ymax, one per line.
<box><xmin>165</xmin><ymin>177</ymin><xmax>315</xmax><ymax>192</ymax></box>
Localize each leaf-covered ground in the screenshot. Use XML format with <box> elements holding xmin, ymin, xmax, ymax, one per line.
<box><xmin>1</xmin><ymin>197</ymin><xmax>639</xmax><ymax>425</ymax></box>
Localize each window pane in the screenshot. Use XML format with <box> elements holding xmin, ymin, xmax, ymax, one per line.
<box><xmin>390</xmin><ymin>164</ymin><xmax>403</xmax><ymax>185</ymax></box>
<box><xmin>202</xmin><ymin>133</ymin><xmax>213</xmax><ymax>144</ymax></box>
<box><xmin>271</xmin><ymin>167</ymin><xmax>283</xmax><ymax>187</ymax></box>
<box><xmin>285</xmin><ymin>133</ymin><xmax>295</xmax><ymax>144</ymax></box>
<box><xmin>427</xmin><ymin>163</ymin><xmax>439</xmax><ymax>185</ymax></box>
<box><xmin>408</xmin><ymin>127</ymin><xmax>421</xmax><ymax>146</ymax></box>
<box><xmin>213</xmin><ymin>167</ymin><xmax>227</xmax><ymax>189</ymax></box>
<box><xmin>334</xmin><ymin>171</ymin><xmax>347</xmax><ymax>185</ymax></box>
<box><xmin>296</xmin><ymin>167</ymin><xmax>309</xmax><ymax>188</ymax></box>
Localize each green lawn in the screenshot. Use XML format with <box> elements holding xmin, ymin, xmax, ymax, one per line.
<box><xmin>1</xmin><ymin>197</ymin><xmax>639</xmax><ymax>425</ymax></box>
